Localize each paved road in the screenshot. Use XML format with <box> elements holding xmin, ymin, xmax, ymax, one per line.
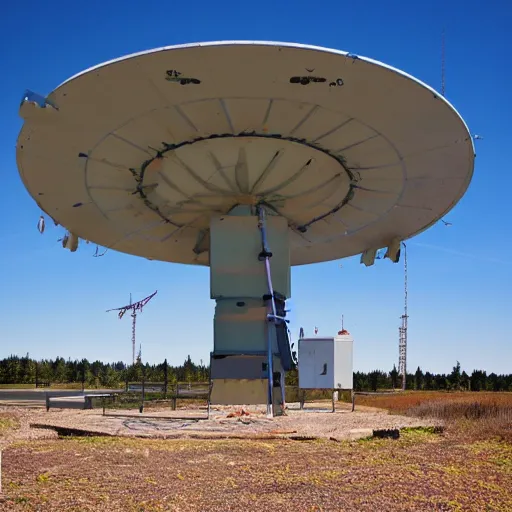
<box><xmin>0</xmin><ymin>389</ymin><xmax>122</xmax><ymax>406</ymax></box>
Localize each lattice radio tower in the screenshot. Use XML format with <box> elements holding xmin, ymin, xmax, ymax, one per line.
<box><xmin>107</xmin><ymin>291</ymin><xmax>157</xmax><ymax>365</ymax></box>
<box><xmin>398</xmin><ymin>242</ymin><xmax>408</xmax><ymax>390</ymax></box>
<box><xmin>397</xmin><ymin>30</ymin><xmax>445</xmax><ymax>389</ymax></box>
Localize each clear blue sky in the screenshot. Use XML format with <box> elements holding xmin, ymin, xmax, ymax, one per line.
<box><xmin>1</xmin><ymin>0</ymin><xmax>511</xmax><ymax>375</ymax></box>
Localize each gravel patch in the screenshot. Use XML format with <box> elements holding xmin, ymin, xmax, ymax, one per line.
<box><xmin>1</xmin><ymin>402</ymin><xmax>438</xmax><ymax>444</ymax></box>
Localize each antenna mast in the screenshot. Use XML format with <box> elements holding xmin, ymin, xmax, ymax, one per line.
<box><xmin>107</xmin><ymin>291</ymin><xmax>157</xmax><ymax>365</ymax></box>
<box><xmin>398</xmin><ymin>243</ymin><xmax>408</xmax><ymax>390</ymax></box>
<box><xmin>129</xmin><ymin>293</ymin><xmax>134</xmax><ymax>364</ymax></box>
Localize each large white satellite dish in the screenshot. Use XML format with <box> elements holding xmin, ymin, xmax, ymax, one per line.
<box><xmin>16</xmin><ymin>41</ymin><xmax>474</xmax><ymax>266</ymax></box>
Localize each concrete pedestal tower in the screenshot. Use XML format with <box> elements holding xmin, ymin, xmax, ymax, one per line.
<box><xmin>209</xmin><ymin>205</ymin><xmax>293</xmax><ymax>415</ymax></box>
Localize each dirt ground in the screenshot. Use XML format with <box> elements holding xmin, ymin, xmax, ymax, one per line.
<box><xmin>1</xmin><ymin>428</ymin><xmax>511</xmax><ymax>511</ymax></box>
<box><xmin>1</xmin><ymin>404</ymin><xmax>511</xmax><ymax>511</ymax></box>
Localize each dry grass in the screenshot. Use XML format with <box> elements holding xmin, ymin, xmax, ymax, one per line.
<box><xmin>408</xmin><ymin>398</ymin><xmax>512</xmax><ymax>421</ymax></box>
<box><xmin>408</xmin><ymin>400</ymin><xmax>512</xmax><ymax>443</ymax></box>
<box><xmin>353</xmin><ymin>391</ymin><xmax>512</xmax><ymax>413</ymax></box>
<box><xmin>353</xmin><ymin>392</ymin><xmax>512</xmax><ymax>442</ymax></box>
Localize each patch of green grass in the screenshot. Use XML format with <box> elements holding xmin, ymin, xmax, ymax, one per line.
<box><xmin>0</xmin><ymin>418</ymin><xmax>15</xmax><ymax>431</ymax></box>
<box><xmin>356</xmin><ymin>426</ymin><xmax>442</xmax><ymax>445</ymax></box>
<box><xmin>444</xmin><ymin>499</ymin><xmax>464</xmax><ymax>512</ymax></box>
<box><xmin>270</xmin><ymin>465</ymin><xmax>346</xmax><ymax>487</ymax></box>
<box><xmin>468</xmin><ymin>439</ymin><xmax>512</xmax><ymax>456</ymax></box>
<box><xmin>356</xmin><ymin>435</ymin><xmax>375</xmax><ymax>443</ymax></box>
<box><xmin>0</xmin><ymin>384</ymin><xmax>36</xmax><ymax>389</ymax></box>
<box><xmin>439</xmin><ymin>464</ymin><xmax>466</xmax><ymax>476</ymax></box>
<box><xmin>490</xmin><ymin>451</ymin><xmax>512</xmax><ymax>470</ymax></box>
<box><xmin>36</xmin><ymin>472</ymin><xmax>51</xmax><ymax>484</ymax></box>
<box><xmin>399</xmin><ymin>428</ymin><xmax>445</xmax><ymax>448</ymax></box>
<box><xmin>401</xmin><ymin>426</ymin><xmax>443</xmax><ymax>435</ymax></box>
<box><xmin>46</xmin><ymin>435</ymin><xmax>277</xmax><ymax>458</ymax></box>
<box><xmin>0</xmin><ymin>415</ymin><xmax>19</xmax><ymax>433</ymax></box>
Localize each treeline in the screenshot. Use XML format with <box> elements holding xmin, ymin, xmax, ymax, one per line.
<box><xmin>352</xmin><ymin>362</ymin><xmax>512</xmax><ymax>392</ymax></box>
<box><xmin>0</xmin><ymin>354</ymin><xmax>208</xmax><ymax>388</ymax></box>
<box><xmin>0</xmin><ymin>355</ymin><xmax>511</xmax><ymax>392</ymax></box>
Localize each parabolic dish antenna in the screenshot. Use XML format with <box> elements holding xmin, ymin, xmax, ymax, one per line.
<box><xmin>16</xmin><ymin>42</ymin><xmax>475</xmax><ymax>415</ymax></box>
<box><xmin>17</xmin><ymin>41</ymin><xmax>474</xmax><ymax>266</ymax></box>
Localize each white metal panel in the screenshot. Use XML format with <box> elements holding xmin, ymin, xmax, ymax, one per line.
<box><xmin>313</xmin><ymin>339</ymin><xmax>335</xmax><ymax>389</ymax></box>
<box><xmin>297</xmin><ymin>339</ymin><xmax>318</xmax><ymax>389</ymax></box>
<box><xmin>298</xmin><ymin>337</ymin><xmax>335</xmax><ymax>389</ymax></box>
<box><xmin>334</xmin><ymin>335</ymin><xmax>354</xmax><ymax>390</ymax></box>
